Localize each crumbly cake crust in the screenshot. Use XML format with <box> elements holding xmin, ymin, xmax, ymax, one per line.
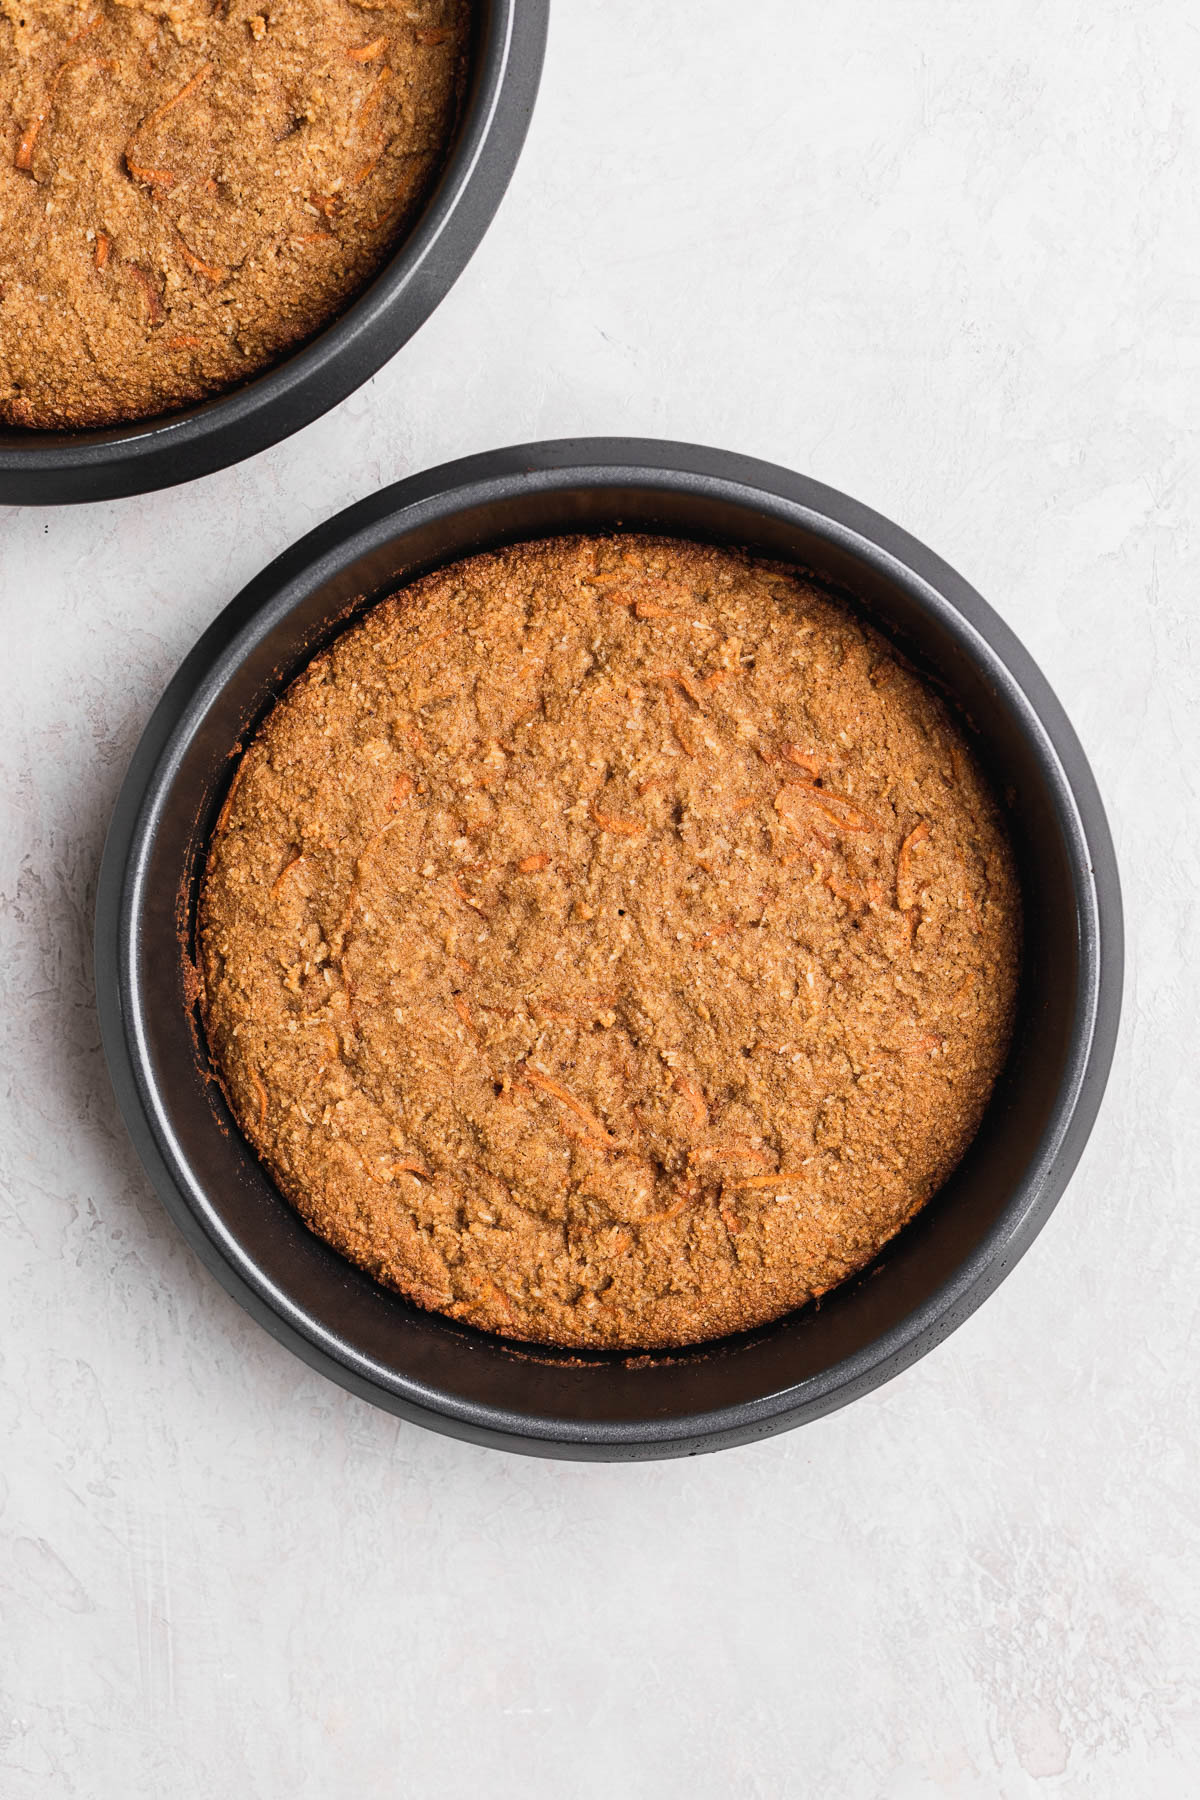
<box><xmin>199</xmin><ymin>535</ymin><xmax>1021</xmax><ymax>1350</ymax></box>
<box><xmin>0</xmin><ymin>0</ymin><xmax>467</xmax><ymax>427</ymax></box>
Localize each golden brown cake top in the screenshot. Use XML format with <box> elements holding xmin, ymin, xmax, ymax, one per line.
<box><xmin>200</xmin><ymin>535</ymin><xmax>1020</xmax><ymax>1350</ymax></box>
<box><xmin>0</xmin><ymin>0</ymin><xmax>467</xmax><ymax>427</ymax></box>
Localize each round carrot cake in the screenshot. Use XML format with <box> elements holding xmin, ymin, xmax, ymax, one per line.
<box><xmin>199</xmin><ymin>535</ymin><xmax>1021</xmax><ymax>1350</ymax></box>
<box><xmin>0</xmin><ymin>0</ymin><xmax>468</xmax><ymax>427</ymax></box>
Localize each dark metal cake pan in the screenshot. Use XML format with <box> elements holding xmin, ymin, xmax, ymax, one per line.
<box><xmin>94</xmin><ymin>439</ymin><xmax>1123</xmax><ymax>1459</ymax></box>
<box><xmin>0</xmin><ymin>1</ymin><xmax>548</xmax><ymax>506</ymax></box>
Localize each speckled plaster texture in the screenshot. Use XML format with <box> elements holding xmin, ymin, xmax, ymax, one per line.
<box><xmin>1</xmin><ymin>3</ymin><xmax>1196</xmax><ymax>1795</ymax></box>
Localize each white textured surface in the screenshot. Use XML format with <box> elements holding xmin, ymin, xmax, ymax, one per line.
<box><xmin>2</xmin><ymin>2</ymin><xmax>1198</xmax><ymax>1793</ymax></box>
